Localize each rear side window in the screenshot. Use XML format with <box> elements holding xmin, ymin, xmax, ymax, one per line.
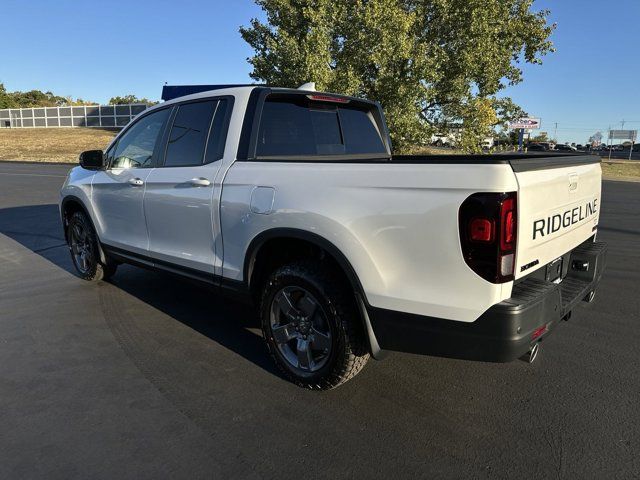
<box><xmin>339</xmin><ymin>108</ymin><xmax>387</xmax><ymax>154</ymax></box>
<box><xmin>256</xmin><ymin>96</ymin><xmax>387</xmax><ymax>157</ymax></box>
<box><xmin>204</xmin><ymin>99</ymin><xmax>229</xmax><ymax>163</ymax></box>
<box><xmin>164</xmin><ymin>101</ymin><xmax>216</xmax><ymax>167</ymax></box>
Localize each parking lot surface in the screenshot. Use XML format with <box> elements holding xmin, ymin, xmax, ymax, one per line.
<box><xmin>1</xmin><ymin>161</ymin><xmax>638</xmax><ymax>479</ymax></box>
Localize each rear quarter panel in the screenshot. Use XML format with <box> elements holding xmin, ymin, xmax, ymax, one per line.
<box><xmin>220</xmin><ymin>161</ymin><xmax>518</xmax><ymax>322</ymax></box>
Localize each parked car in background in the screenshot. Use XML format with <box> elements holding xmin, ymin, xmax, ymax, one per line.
<box><xmin>431</xmin><ymin>131</ymin><xmax>494</xmax><ymax>150</ymax></box>
<box><xmin>527</xmin><ymin>143</ymin><xmax>548</xmax><ymax>151</ymax></box>
<box><xmin>555</xmin><ymin>144</ymin><xmax>574</xmax><ymax>152</ymax></box>
<box><xmin>481</xmin><ymin>137</ymin><xmax>495</xmax><ymax>149</ymax></box>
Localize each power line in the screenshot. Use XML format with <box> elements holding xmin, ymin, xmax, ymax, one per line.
<box><xmin>550</xmin><ymin>127</ymin><xmax>612</xmax><ymax>131</ymax></box>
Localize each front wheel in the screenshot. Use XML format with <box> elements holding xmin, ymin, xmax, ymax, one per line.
<box><xmin>260</xmin><ymin>261</ymin><xmax>370</xmax><ymax>390</ymax></box>
<box><xmin>67</xmin><ymin>210</ymin><xmax>116</xmax><ymax>282</ymax></box>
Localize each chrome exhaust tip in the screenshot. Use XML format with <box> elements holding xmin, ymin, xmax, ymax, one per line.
<box><xmin>583</xmin><ymin>291</ymin><xmax>596</xmax><ymax>303</ymax></box>
<box><xmin>521</xmin><ymin>343</ymin><xmax>540</xmax><ymax>364</ymax></box>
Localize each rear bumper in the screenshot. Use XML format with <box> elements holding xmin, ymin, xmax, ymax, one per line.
<box><xmin>368</xmin><ymin>241</ymin><xmax>607</xmax><ymax>362</ymax></box>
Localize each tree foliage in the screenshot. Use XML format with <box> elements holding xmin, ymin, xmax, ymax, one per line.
<box><xmin>530</xmin><ymin>131</ymin><xmax>550</xmax><ymax>143</ymax></box>
<box><xmin>0</xmin><ymin>84</ymin><xmax>66</xmax><ymax>108</ymax></box>
<box><xmin>63</xmin><ymin>96</ymin><xmax>98</xmax><ymax>106</ymax></box>
<box><xmin>0</xmin><ymin>84</ymin><xmax>156</xmax><ymax>109</ymax></box>
<box><xmin>240</xmin><ymin>0</ymin><xmax>555</xmax><ymax>152</ymax></box>
<box><xmin>0</xmin><ymin>83</ymin><xmax>97</xmax><ymax>108</ymax></box>
<box><xmin>109</xmin><ymin>95</ymin><xmax>157</xmax><ymax>106</ymax></box>
<box><xmin>0</xmin><ymin>83</ymin><xmax>13</xmax><ymax>109</ymax></box>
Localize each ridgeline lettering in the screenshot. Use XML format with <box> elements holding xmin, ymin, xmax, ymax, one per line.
<box><xmin>533</xmin><ymin>199</ymin><xmax>598</xmax><ymax>240</ymax></box>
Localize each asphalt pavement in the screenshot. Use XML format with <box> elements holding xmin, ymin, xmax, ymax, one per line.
<box><xmin>0</xmin><ymin>161</ymin><xmax>638</xmax><ymax>479</ymax></box>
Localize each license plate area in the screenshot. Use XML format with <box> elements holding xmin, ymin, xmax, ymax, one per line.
<box><xmin>545</xmin><ymin>257</ymin><xmax>563</xmax><ymax>282</ymax></box>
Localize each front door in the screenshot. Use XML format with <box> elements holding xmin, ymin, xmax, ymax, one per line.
<box><xmin>144</xmin><ymin>99</ymin><xmax>230</xmax><ymax>274</ymax></box>
<box><xmin>91</xmin><ymin>107</ymin><xmax>171</xmax><ymax>256</ymax></box>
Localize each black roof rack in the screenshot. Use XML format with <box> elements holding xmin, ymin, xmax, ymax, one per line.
<box><xmin>161</xmin><ymin>84</ymin><xmax>258</xmax><ymax>102</ymax></box>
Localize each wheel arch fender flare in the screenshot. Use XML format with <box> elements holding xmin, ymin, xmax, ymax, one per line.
<box><xmin>242</xmin><ymin>228</ymin><xmax>385</xmax><ymax>359</ymax></box>
<box><xmin>60</xmin><ymin>195</ymin><xmax>108</xmax><ymax>264</ymax></box>
<box><xmin>61</xmin><ymin>195</ymin><xmax>89</xmax><ymax>229</ymax></box>
<box><xmin>243</xmin><ymin>228</ymin><xmax>366</xmax><ymax>298</ymax></box>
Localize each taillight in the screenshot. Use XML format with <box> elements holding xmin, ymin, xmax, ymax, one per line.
<box><xmin>469</xmin><ymin>218</ymin><xmax>494</xmax><ymax>242</ymax></box>
<box><xmin>500</xmin><ymin>197</ymin><xmax>516</xmax><ymax>251</ymax></box>
<box><xmin>306</xmin><ymin>94</ymin><xmax>350</xmax><ymax>103</ymax></box>
<box><xmin>459</xmin><ymin>192</ymin><xmax>518</xmax><ymax>283</ymax></box>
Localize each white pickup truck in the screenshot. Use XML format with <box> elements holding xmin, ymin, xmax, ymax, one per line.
<box><xmin>60</xmin><ymin>85</ymin><xmax>607</xmax><ymax>389</ymax></box>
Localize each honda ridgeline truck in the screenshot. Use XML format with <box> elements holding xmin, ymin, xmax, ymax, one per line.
<box><xmin>60</xmin><ymin>85</ymin><xmax>607</xmax><ymax>389</ymax></box>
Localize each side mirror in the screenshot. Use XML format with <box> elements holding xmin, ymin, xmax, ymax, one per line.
<box><xmin>79</xmin><ymin>150</ymin><xmax>106</xmax><ymax>170</ymax></box>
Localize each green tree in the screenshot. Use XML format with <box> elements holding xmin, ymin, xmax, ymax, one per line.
<box><xmin>109</xmin><ymin>95</ymin><xmax>157</xmax><ymax>106</ymax></box>
<box><xmin>8</xmin><ymin>89</ymin><xmax>67</xmax><ymax>107</ymax></box>
<box><xmin>240</xmin><ymin>0</ymin><xmax>554</xmax><ymax>152</ymax></box>
<box><xmin>530</xmin><ymin>132</ymin><xmax>549</xmax><ymax>143</ymax></box>
<box><xmin>455</xmin><ymin>98</ymin><xmax>498</xmax><ymax>153</ymax></box>
<box><xmin>0</xmin><ymin>83</ymin><xmax>17</xmax><ymax>109</ymax></box>
<box><xmin>0</xmin><ymin>84</ymin><xmax>92</xmax><ymax>108</ymax></box>
<box><xmin>63</xmin><ymin>96</ymin><xmax>98</xmax><ymax>106</ymax></box>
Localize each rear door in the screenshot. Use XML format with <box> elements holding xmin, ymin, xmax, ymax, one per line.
<box><xmin>91</xmin><ymin>107</ymin><xmax>171</xmax><ymax>255</ymax></box>
<box><xmin>512</xmin><ymin>156</ymin><xmax>602</xmax><ymax>279</ymax></box>
<box><xmin>143</xmin><ymin>98</ymin><xmax>231</xmax><ymax>275</ymax></box>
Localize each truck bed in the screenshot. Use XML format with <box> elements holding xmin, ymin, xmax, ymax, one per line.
<box><xmin>391</xmin><ymin>153</ymin><xmax>600</xmax><ymax>172</ymax></box>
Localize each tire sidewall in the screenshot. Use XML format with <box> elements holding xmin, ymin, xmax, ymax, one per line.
<box><xmin>260</xmin><ymin>265</ymin><xmax>349</xmax><ymax>387</ymax></box>
<box><xmin>67</xmin><ymin>211</ymin><xmax>100</xmax><ymax>280</ymax></box>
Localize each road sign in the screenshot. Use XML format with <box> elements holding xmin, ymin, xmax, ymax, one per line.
<box><xmin>509</xmin><ymin>118</ymin><xmax>541</xmax><ymax>130</ymax></box>
<box><xmin>609</xmin><ymin>129</ymin><xmax>637</xmax><ymax>140</ymax></box>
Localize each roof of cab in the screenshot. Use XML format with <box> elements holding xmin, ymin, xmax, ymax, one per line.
<box><xmin>144</xmin><ymin>85</ymin><xmax>380</xmax><ymax>122</ymax></box>
<box><xmin>159</xmin><ymin>84</ymin><xmax>375</xmax><ymax>106</ymax></box>
<box><xmin>161</xmin><ymin>84</ymin><xmax>260</xmax><ymax>101</ymax></box>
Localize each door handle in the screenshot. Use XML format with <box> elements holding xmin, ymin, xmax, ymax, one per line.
<box><xmin>128</xmin><ymin>178</ymin><xmax>144</xmax><ymax>187</ymax></box>
<box><xmin>189</xmin><ymin>177</ymin><xmax>211</xmax><ymax>187</ymax></box>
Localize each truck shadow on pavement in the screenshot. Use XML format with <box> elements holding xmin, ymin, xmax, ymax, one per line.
<box><xmin>0</xmin><ymin>203</ymin><xmax>280</xmax><ymax>378</ymax></box>
<box><xmin>0</xmin><ymin>203</ymin><xmax>74</xmax><ymax>272</ymax></box>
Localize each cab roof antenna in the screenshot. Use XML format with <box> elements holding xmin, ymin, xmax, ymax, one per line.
<box><xmin>297</xmin><ymin>82</ymin><xmax>316</xmax><ymax>91</ymax></box>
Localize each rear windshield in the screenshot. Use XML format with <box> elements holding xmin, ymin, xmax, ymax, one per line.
<box><xmin>256</xmin><ymin>95</ymin><xmax>387</xmax><ymax>157</ymax></box>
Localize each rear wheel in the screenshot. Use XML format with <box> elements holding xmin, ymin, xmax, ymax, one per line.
<box><xmin>67</xmin><ymin>210</ymin><xmax>116</xmax><ymax>282</ymax></box>
<box><xmin>260</xmin><ymin>261</ymin><xmax>369</xmax><ymax>389</ymax></box>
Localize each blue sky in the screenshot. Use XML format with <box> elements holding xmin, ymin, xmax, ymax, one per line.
<box><xmin>1</xmin><ymin>0</ymin><xmax>638</xmax><ymax>144</ymax></box>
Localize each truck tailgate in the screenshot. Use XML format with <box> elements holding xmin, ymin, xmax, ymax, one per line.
<box><xmin>510</xmin><ymin>155</ymin><xmax>601</xmax><ymax>279</ymax></box>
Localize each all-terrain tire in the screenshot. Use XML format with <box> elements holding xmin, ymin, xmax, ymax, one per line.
<box><xmin>67</xmin><ymin>210</ymin><xmax>117</xmax><ymax>282</ymax></box>
<box><xmin>260</xmin><ymin>260</ymin><xmax>370</xmax><ymax>390</ymax></box>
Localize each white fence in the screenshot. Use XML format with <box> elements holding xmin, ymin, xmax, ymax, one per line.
<box><xmin>0</xmin><ymin>104</ymin><xmax>149</xmax><ymax>129</ymax></box>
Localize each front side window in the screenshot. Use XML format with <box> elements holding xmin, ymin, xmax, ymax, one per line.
<box><xmin>111</xmin><ymin>108</ymin><xmax>170</xmax><ymax>169</ymax></box>
<box><xmin>256</xmin><ymin>95</ymin><xmax>387</xmax><ymax>158</ymax></box>
<box><xmin>164</xmin><ymin>100</ymin><xmax>216</xmax><ymax>167</ymax></box>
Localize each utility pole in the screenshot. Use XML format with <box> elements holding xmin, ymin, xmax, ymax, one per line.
<box><xmin>518</xmin><ymin>128</ymin><xmax>524</xmax><ymax>152</ymax></box>
<box><xmin>553</xmin><ymin>122</ymin><xmax>558</xmax><ymax>143</ymax></box>
<box><xmin>620</xmin><ymin>120</ymin><xmax>633</xmax><ymax>160</ymax></box>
